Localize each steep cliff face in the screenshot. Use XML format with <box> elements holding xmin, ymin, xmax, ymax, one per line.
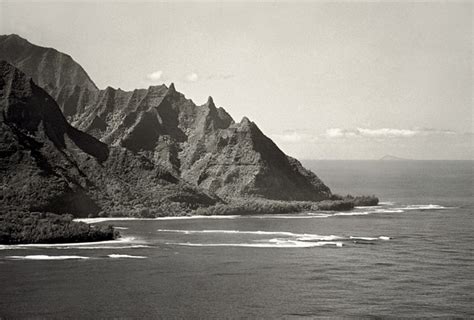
<box><xmin>0</xmin><ymin>34</ymin><xmax>332</xmax><ymax>206</ymax></box>
<box><xmin>0</xmin><ymin>61</ymin><xmax>106</xmax><ymax>216</ymax></box>
<box><xmin>0</xmin><ymin>34</ymin><xmax>98</xmax><ymax>118</ymax></box>
<box><xmin>73</xmin><ymin>84</ymin><xmax>331</xmax><ymax>201</ymax></box>
<box><xmin>0</xmin><ymin>61</ymin><xmax>218</xmax><ymax>216</ymax></box>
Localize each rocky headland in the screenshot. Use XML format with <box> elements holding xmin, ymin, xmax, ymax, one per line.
<box><xmin>0</xmin><ymin>34</ymin><xmax>377</xmax><ymax>243</ymax></box>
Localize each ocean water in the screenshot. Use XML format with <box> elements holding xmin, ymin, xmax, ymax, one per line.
<box><xmin>0</xmin><ymin>160</ymin><xmax>472</xmax><ymax>318</ymax></box>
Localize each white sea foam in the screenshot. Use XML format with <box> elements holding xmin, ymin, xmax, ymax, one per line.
<box><xmin>108</xmin><ymin>254</ymin><xmax>147</xmax><ymax>259</ymax></box>
<box><xmin>374</xmin><ymin>209</ymin><xmax>405</xmax><ymax>213</ymax></box>
<box><xmin>296</xmin><ymin>235</ymin><xmax>344</xmax><ymax>241</ymax></box>
<box><xmin>0</xmin><ymin>245</ymin><xmax>26</xmax><ymax>250</ymax></box>
<box><xmin>158</xmin><ymin>229</ymin><xmax>341</xmax><ymax>241</ymax></box>
<box><xmin>379</xmin><ymin>201</ymin><xmax>395</xmax><ymax>205</ymax></box>
<box><xmin>167</xmin><ymin>240</ymin><xmax>343</xmax><ymax>248</ymax></box>
<box><xmin>75</xmin><ymin>217</ymin><xmax>145</xmax><ymax>223</ymax></box>
<box><xmin>55</xmin><ymin>245</ymin><xmax>150</xmax><ymax>250</ymax></box>
<box><xmin>113</xmin><ymin>227</ymin><xmax>129</xmax><ymax>230</ymax></box>
<box><xmin>75</xmin><ymin>215</ymin><xmax>239</xmax><ymax>224</ymax></box>
<box><xmin>350</xmin><ymin>236</ymin><xmax>378</xmax><ymax>241</ymax></box>
<box><xmin>379</xmin><ymin>236</ymin><xmax>391</xmax><ymax>240</ymax></box>
<box><xmin>395</xmin><ymin>204</ymin><xmax>451</xmax><ymax>211</ymax></box>
<box><xmin>159</xmin><ymin>229</ymin><xmax>301</xmax><ymax>237</ymax></box>
<box><xmin>0</xmin><ymin>237</ymin><xmax>141</xmax><ymax>250</ymax></box>
<box><xmin>6</xmin><ymin>255</ymin><xmax>90</xmax><ymax>260</ymax></box>
<box><xmin>333</xmin><ymin>211</ymin><xmax>370</xmax><ymax>216</ymax></box>
<box><xmin>306</xmin><ymin>213</ymin><xmax>334</xmax><ymax>218</ymax></box>
<box><xmin>156</xmin><ymin>215</ymin><xmax>240</xmax><ymax>220</ymax></box>
<box><xmin>261</xmin><ymin>214</ymin><xmax>331</xmax><ymax>219</ymax></box>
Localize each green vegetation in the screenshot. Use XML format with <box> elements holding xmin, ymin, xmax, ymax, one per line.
<box><xmin>0</xmin><ymin>211</ymin><xmax>118</xmax><ymax>244</ymax></box>
<box><xmin>194</xmin><ymin>198</ymin><xmax>312</xmax><ymax>216</ymax></box>
<box><xmin>91</xmin><ymin>194</ymin><xmax>379</xmax><ymax>218</ymax></box>
<box><xmin>177</xmin><ymin>195</ymin><xmax>378</xmax><ymax>217</ymax></box>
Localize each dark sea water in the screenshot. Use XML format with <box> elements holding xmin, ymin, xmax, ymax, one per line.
<box><xmin>1</xmin><ymin>160</ymin><xmax>473</xmax><ymax>319</ymax></box>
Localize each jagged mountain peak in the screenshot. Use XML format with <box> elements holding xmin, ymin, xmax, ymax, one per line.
<box><xmin>168</xmin><ymin>82</ymin><xmax>176</xmax><ymax>93</ymax></box>
<box><xmin>1</xmin><ymin>35</ymin><xmax>332</xmax><ymax>202</ymax></box>
<box><xmin>206</xmin><ymin>96</ymin><xmax>215</xmax><ymax>106</ymax></box>
<box><xmin>239</xmin><ymin>116</ymin><xmax>253</xmax><ymax>127</ymax></box>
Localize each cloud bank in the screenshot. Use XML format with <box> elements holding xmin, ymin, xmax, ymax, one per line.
<box><xmin>272</xmin><ymin>127</ymin><xmax>460</xmax><ymax>144</ymax></box>
<box><xmin>323</xmin><ymin>127</ymin><xmax>457</xmax><ymax>139</ymax></box>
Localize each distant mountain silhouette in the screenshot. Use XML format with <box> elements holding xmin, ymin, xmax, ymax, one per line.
<box><xmin>379</xmin><ymin>155</ymin><xmax>410</xmax><ymax>161</ymax></box>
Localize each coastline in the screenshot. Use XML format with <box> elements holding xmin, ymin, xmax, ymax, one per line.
<box><xmin>2</xmin><ymin>196</ymin><xmax>377</xmax><ymax>244</ymax></box>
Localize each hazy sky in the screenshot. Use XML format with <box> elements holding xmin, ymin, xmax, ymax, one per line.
<box><xmin>1</xmin><ymin>1</ymin><xmax>472</xmax><ymax>159</ymax></box>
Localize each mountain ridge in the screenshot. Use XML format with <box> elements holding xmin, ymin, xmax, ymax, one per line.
<box><xmin>0</xmin><ymin>34</ymin><xmax>356</xmax><ymax>217</ymax></box>
<box><xmin>0</xmin><ymin>34</ymin><xmax>99</xmax><ymax>118</ymax></box>
<box><xmin>0</xmin><ymin>60</ymin><xmax>220</xmax><ymax>216</ymax></box>
<box><xmin>69</xmin><ymin>81</ymin><xmax>331</xmax><ymax>200</ymax></box>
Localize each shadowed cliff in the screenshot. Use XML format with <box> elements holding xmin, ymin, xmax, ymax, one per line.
<box><xmin>0</xmin><ymin>61</ymin><xmax>218</xmax><ymax>216</ymax></box>
<box><xmin>0</xmin><ymin>34</ymin><xmax>99</xmax><ymax>118</ymax></box>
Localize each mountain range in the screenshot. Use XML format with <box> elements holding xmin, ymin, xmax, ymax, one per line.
<box><xmin>0</xmin><ymin>34</ymin><xmax>334</xmax><ymax>217</ymax></box>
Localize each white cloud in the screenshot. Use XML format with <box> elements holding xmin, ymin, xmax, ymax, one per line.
<box><xmin>185</xmin><ymin>72</ymin><xmax>199</xmax><ymax>82</ymax></box>
<box><xmin>324</xmin><ymin>127</ymin><xmax>458</xmax><ymax>139</ymax></box>
<box><xmin>325</xmin><ymin>128</ymin><xmax>357</xmax><ymax>138</ymax></box>
<box><xmin>356</xmin><ymin>128</ymin><xmax>417</xmax><ymax>138</ymax></box>
<box><xmin>146</xmin><ymin>70</ymin><xmax>163</xmax><ymax>82</ymax></box>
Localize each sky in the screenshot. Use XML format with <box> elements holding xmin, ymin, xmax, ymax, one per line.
<box><xmin>1</xmin><ymin>0</ymin><xmax>472</xmax><ymax>159</ymax></box>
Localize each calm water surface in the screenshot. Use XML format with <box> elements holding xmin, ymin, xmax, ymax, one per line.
<box><xmin>1</xmin><ymin>161</ymin><xmax>472</xmax><ymax>318</ymax></box>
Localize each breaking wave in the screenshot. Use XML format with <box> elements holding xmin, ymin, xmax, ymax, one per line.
<box><xmin>394</xmin><ymin>204</ymin><xmax>452</xmax><ymax>210</ymax></box>
<box><xmin>350</xmin><ymin>236</ymin><xmax>391</xmax><ymax>241</ymax></box>
<box><xmin>167</xmin><ymin>240</ymin><xmax>344</xmax><ymax>248</ymax></box>
<box><xmin>56</xmin><ymin>245</ymin><xmax>150</xmax><ymax>250</ymax></box>
<box><xmin>75</xmin><ymin>215</ymin><xmax>239</xmax><ymax>224</ymax></box>
<box><xmin>108</xmin><ymin>254</ymin><xmax>147</xmax><ymax>259</ymax></box>
<box><xmin>0</xmin><ymin>237</ymin><xmax>147</xmax><ymax>250</ymax></box>
<box><xmin>158</xmin><ymin>229</ymin><xmax>342</xmax><ymax>240</ymax></box>
<box><xmin>160</xmin><ymin>229</ymin><xmax>390</xmax><ymax>248</ymax></box>
<box><xmin>6</xmin><ymin>255</ymin><xmax>90</xmax><ymax>260</ymax></box>
<box><xmin>333</xmin><ymin>211</ymin><xmax>370</xmax><ymax>216</ymax></box>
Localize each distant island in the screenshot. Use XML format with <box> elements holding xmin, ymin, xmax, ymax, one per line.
<box><xmin>379</xmin><ymin>155</ymin><xmax>411</xmax><ymax>161</ymax></box>
<box><xmin>0</xmin><ymin>34</ymin><xmax>377</xmax><ymax>244</ymax></box>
